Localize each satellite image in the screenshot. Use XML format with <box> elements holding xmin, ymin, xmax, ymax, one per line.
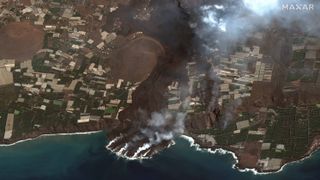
<box><xmin>0</xmin><ymin>0</ymin><xmax>320</xmax><ymax>179</ymax></box>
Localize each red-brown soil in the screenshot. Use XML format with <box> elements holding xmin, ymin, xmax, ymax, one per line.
<box><xmin>109</xmin><ymin>36</ymin><xmax>164</xmax><ymax>82</ymax></box>
<box><xmin>20</xmin><ymin>0</ymin><xmax>31</xmax><ymax>6</ymax></box>
<box><xmin>0</xmin><ymin>22</ymin><xmax>44</xmax><ymax>61</ymax></box>
<box><xmin>237</xmin><ymin>141</ymin><xmax>262</xmax><ymax>169</ymax></box>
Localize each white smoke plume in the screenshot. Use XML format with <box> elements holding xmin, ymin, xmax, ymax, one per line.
<box><xmin>141</xmin><ymin>109</ymin><xmax>187</xmax><ymax>145</ymax></box>
<box><xmin>107</xmin><ymin>97</ymin><xmax>189</xmax><ymax>159</ymax></box>
<box><xmin>106</xmin><ymin>77</ymin><xmax>192</xmax><ymax>159</ymax></box>
<box><xmin>133</xmin><ymin>143</ymin><xmax>152</xmax><ymax>158</ymax></box>
<box><xmin>222</xmin><ymin>98</ymin><xmax>243</xmax><ymax>129</ymax></box>
<box><xmin>243</xmin><ymin>0</ymin><xmax>280</xmax><ymax>15</ymax></box>
<box><xmin>198</xmin><ymin>0</ymin><xmax>320</xmax><ymax>52</ymax></box>
<box><xmin>196</xmin><ymin>0</ymin><xmax>320</xmax><ymax>128</ymax></box>
<box><xmin>208</xmin><ymin>66</ymin><xmax>221</xmax><ymax>111</ymax></box>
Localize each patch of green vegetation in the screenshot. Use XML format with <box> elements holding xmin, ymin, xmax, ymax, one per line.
<box><xmin>32</xmin><ymin>55</ymin><xmax>51</xmax><ymax>73</ymax></box>
<box><xmin>292</xmin><ymin>50</ymin><xmax>306</xmax><ymax>62</ymax></box>
<box><xmin>287</xmin><ymin>69</ymin><xmax>316</xmax><ymax>82</ymax></box>
<box><xmin>286</xmin><ymin>71</ymin><xmax>303</xmax><ymax>81</ymax></box>
<box><xmin>309</xmin><ymin>107</ymin><xmax>320</xmax><ymax>138</ymax></box>
<box><xmin>214</xmin><ymin>129</ymin><xmax>248</xmax><ymax>145</ymax></box>
<box><xmin>0</xmin><ymin>85</ymin><xmax>18</xmax><ymax>110</ymax></box>
<box><xmin>301</xmin><ymin>76</ymin><xmax>312</xmax><ymax>82</ymax></box>
<box><xmin>13</xmin><ymin>111</ymin><xmax>34</xmax><ymax>137</ymax></box>
<box><xmin>43</xmin><ymin>33</ymin><xmax>52</xmax><ymax>48</ymax></box>
<box><xmin>14</xmin><ymin>110</ymin><xmax>20</xmax><ymax>115</ymax></box>
<box><xmin>261</xmin><ymin>107</ymin><xmax>314</xmax><ymax>159</ymax></box>
<box><xmin>53</xmin><ymin>0</ymin><xmax>64</xmax><ymax>3</ymax></box>
<box><xmin>0</xmin><ymin>112</ymin><xmax>6</xmax><ymax>138</ymax></box>
<box><xmin>53</xmin><ymin>100</ymin><xmax>64</xmax><ymax>107</ymax></box>
<box><xmin>247</xmin><ymin>134</ymin><xmax>264</xmax><ymax>142</ymax></box>
<box><xmin>113</xmin><ymin>89</ymin><xmax>128</xmax><ymax>101</ymax></box>
<box><xmin>49</xmin><ymin>7</ymin><xmax>61</xmax><ymax>15</ymax></box>
<box><xmin>293</xmin><ymin>37</ymin><xmax>304</xmax><ymax>44</ymax></box>
<box><xmin>105</xmin><ymin>107</ymin><xmax>117</xmax><ymax>114</ymax></box>
<box><xmin>51</xmin><ymin>39</ymin><xmax>63</xmax><ymax>51</ymax></box>
<box><xmin>193</xmin><ymin>105</ymin><xmax>206</xmax><ymax>113</ymax></box>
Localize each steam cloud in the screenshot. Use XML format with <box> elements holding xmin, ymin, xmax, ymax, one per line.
<box><xmin>208</xmin><ymin>67</ymin><xmax>221</xmax><ymax>112</ymax></box>
<box><xmin>222</xmin><ymin>98</ymin><xmax>243</xmax><ymax>129</ymax></box>
<box><xmin>243</xmin><ymin>0</ymin><xmax>280</xmax><ymax>15</ymax></box>
<box><xmin>198</xmin><ymin>0</ymin><xmax>320</xmax><ymax>51</ymax></box>
<box><xmin>108</xmin><ymin>0</ymin><xmax>320</xmax><ymax>159</ymax></box>
<box><xmin>141</xmin><ymin>110</ymin><xmax>186</xmax><ymax>145</ymax></box>
<box><xmin>196</xmin><ymin>0</ymin><xmax>320</xmax><ymax>126</ymax></box>
<box><xmin>107</xmin><ymin>99</ymin><xmax>189</xmax><ymax>159</ymax></box>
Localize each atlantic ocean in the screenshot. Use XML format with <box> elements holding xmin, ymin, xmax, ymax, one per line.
<box><xmin>0</xmin><ymin>132</ymin><xmax>319</xmax><ymax>180</ymax></box>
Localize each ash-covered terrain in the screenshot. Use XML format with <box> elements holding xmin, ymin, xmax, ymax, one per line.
<box><xmin>106</xmin><ymin>0</ymin><xmax>196</xmax><ymax>158</ymax></box>
<box><xmin>1</xmin><ymin>0</ymin><xmax>320</xmax><ymax>172</ymax></box>
<box><xmin>105</xmin><ymin>0</ymin><xmax>320</xmax><ymax>170</ymax></box>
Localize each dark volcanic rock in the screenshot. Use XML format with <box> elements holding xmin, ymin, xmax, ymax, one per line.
<box><xmin>106</xmin><ymin>0</ymin><xmax>196</xmax><ymax>157</ymax></box>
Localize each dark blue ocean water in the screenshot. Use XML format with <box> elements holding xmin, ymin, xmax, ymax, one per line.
<box><xmin>0</xmin><ymin>132</ymin><xmax>319</xmax><ymax>180</ymax></box>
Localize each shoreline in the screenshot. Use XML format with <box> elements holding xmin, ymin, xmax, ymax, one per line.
<box><xmin>0</xmin><ymin>130</ymin><xmax>318</xmax><ymax>176</ymax></box>
<box><xmin>0</xmin><ymin>130</ymin><xmax>103</xmax><ymax>147</ymax></box>
<box><xmin>0</xmin><ymin>118</ymin><xmax>116</xmax><ymax>146</ymax></box>
<box><xmin>105</xmin><ymin>138</ymin><xmax>175</xmax><ymax>161</ymax></box>
<box><xmin>180</xmin><ymin>135</ymin><xmax>320</xmax><ymax>175</ymax></box>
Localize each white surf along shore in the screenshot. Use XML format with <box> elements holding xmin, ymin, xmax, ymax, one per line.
<box><xmin>105</xmin><ymin>136</ymin><xmax>176</xmax><ymax>161</ymax></box>
<box><xmin>180</xmin><ymin>135</ymin><xmax>319</xmax><ymax>175</ymax></box>
<box><xmin>0</xmin><ymin>130</ymin><xmax>317</xmax><ymax>176</ymax></box>
<box><xmin>105</xmin><ymin>134</ymin><xmax>312</xmax><ymax>175</ymax></box>
<box><xmin>0</xmin><ymin>130</ymin><xmax>102</xmax><ymax>147</ymax></box>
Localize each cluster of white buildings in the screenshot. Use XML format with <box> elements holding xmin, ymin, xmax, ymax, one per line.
<box><xmin>0</xmin><ymin>59</ymin><xmax>14</xmax><ymax>87</ymax></box>
<box><xmin>3</xmin><ymin>113</ymin><xmax>14</xmax><ymax>140</ymax></box>
<box><xmin>216</xmin><ymin>45</ymin><xmax>273</xmax><ymax>106</ymax></box>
